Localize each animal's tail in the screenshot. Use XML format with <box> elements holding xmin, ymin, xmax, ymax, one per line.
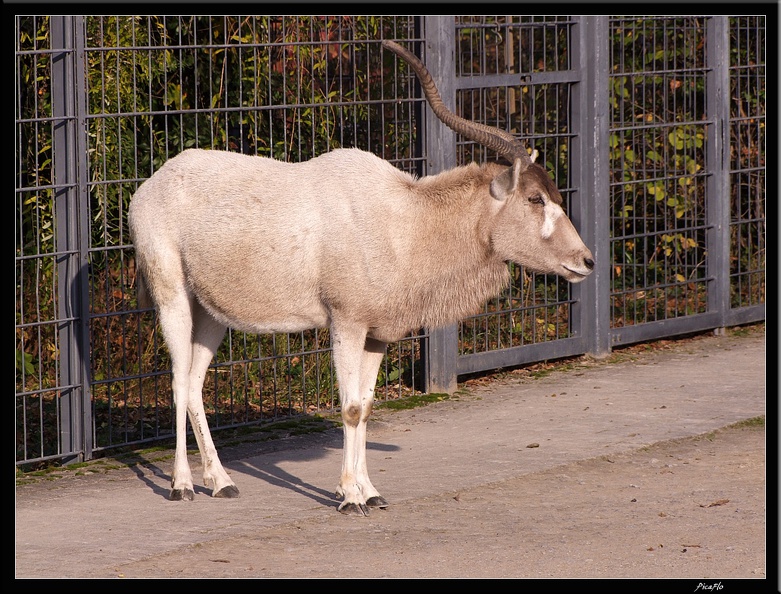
<box><xmin>136</xmin><ymin>267</ymin><xmax>153</xmax><ymax>310</ymax></box>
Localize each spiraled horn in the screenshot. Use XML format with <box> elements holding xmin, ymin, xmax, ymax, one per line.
<box><xmin>382</xmin><ymin>40</ymin><xmax>531</xmax><ymax>164</ymax></box>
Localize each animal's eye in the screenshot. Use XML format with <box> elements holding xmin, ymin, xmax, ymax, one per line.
<box><xmin>529</xmin><ymin>194</ymin><xmax>545</xmax><ymax>205</ymax></box>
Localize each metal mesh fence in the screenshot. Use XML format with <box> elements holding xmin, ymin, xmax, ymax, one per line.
<box><xmin>16</xmin><ymin>16</ymin><xmax>67</xmax><ymax>464</ymax></box>
<box><xmin>608</xmin><ymin>16</ymin><xmax>711</xmax><ymax>327</ymax></box>
<box><xmin>17</xmin><ymin>16</ymin><xmax>428</xmax><ymax>462</ymax></box>
<box><xmin>454</xmin><ymin>16</ymin><xmax>579</xmax><ymax>356</ymax></box>
<box><xmin>729</xmin><ymin>16</ymin><xmax>766</xmax><ymax>308</ymax></box>
<box><xmin>15</xmin><ymin>15</ymin><xmax>766</xmax><ymax>467</ymax></box>
<box><xmin>89</xmin><ymin>16</ymin><xmax>429</xmax><ymax>452</ymax></box>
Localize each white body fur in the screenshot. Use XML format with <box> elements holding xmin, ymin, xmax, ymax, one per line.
<box><xmin>128</xmin><ymin>146</ymin><xmax>593</xmax><ymax>513</ymax></box>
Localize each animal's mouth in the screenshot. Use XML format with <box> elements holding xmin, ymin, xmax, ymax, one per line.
<box><xmin>562</xmin><ymin>265</ymin><xmax>592</xmax><ymax>281</ymax></box>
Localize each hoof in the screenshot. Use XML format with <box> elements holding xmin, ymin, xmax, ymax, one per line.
<box><xmin>366</xmin><ymin>496</ymin><xmax>388</xmax><ymax>509</ymax></box>
<box><xmin>338</xmin><ymin>501</ymin><xmax>369</xmax><ymax>516</ymax></box>
<box><xmin>213</xmin><ymin>485</ymin><xmax>240</xmax><ymax>498</ymax></box>
<box><xmin>170</xmin><ymin>487</ymin><xmax>195</xmax><ymax>501</ymax></box>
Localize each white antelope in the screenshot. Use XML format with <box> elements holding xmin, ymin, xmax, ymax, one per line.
<box><xmin>128</xmin><ymin>40</ymin><xmax>594</xmax><ymax>514</ymax></box>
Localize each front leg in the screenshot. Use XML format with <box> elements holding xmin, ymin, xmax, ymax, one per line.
<box><xmin>336</xmin><ymin>406</ymin><xmax>388</xmax><ymax>514</ymax></box>
<box><xmin>331</xmin><ymin>325</ymin><xmax>388</xmax><ymax>515</ymax></box>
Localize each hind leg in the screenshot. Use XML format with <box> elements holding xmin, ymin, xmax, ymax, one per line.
<box><xmin>156</xmin><ymin>290</ymin><xmax>198</xmax><ymax>501</ymax></box>
<box><xmin>186</xmin><ymin>301</ymin><xmax>238</xmax><ymax>498</ymax></box>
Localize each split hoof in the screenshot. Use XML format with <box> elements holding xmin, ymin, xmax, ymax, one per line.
<box><xmin>170</xmin><ymin>487</ymin><xmax>195</xmax><ymax>501</ymax></box>
<box><xmin>338</xmin><ymin>501</ymin><xmax>370</xmax><ymax>516</ymax></box>
<box><xmin>366</xmin><ymin>496</ymin><xmax>388</xmax><ymax>509</ymax></box>
<box><xmin>213</xmin><ymin>485</ymin><xmax>240</xmax><ymax>498</ymax></box>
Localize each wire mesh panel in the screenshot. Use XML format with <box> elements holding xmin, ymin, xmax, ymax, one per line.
<box><xmin>608</xmin><ymin>17</ymin><xmax>711</xmax><ymax>328</ymax></box>
<box><xmin>728</xmin><ymin>16</ymin><xmax>766</xmax><ymax>309</ymax></box>
<box><xmin>17</xmin><ymin>15</ymin><xmax>428</xmax><ymax>461</ymax></box>
<box><xmin>453</xmin><ymin>16</ymin><xmax>581</xmax><ymax>357</ymax></box>
<box><xmin>16</xmin><ymin>16</ymin><xmax>66</xmax><ymax>463</ymax></box>
<box><xmin>89</xmin><ymin>16</ymin><xmax>428</xmax><ymax>452</ymax></box>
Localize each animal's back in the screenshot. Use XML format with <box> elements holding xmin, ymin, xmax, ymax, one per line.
<box><xmin>129</xmin><ymin>148</ymin><xmax>419</xmax><ymax>335</ymax></box>
<box><xmin>130</xmin><ymin>148</ymin><xmax>411</xmax><ymax>235</ymax></box>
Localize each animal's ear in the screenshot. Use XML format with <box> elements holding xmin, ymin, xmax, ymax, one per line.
<box><xmin>490</xmin><ymin>158</ymin><xmax>528</xmax><ymax>201</ymax></box>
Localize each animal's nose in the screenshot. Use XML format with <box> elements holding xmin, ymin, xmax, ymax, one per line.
<box><xmin>584</xmin><ymin>257</ymin><xmax>595</xmax><ymax>270</ymax></box>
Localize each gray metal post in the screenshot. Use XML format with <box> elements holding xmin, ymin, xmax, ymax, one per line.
<box><xmin>423</xmin><ymin>16</ymin><xmax>459</xmax><ymax>394</ymax></box>
<box><xmin>573</xmin><ymin>16</ymin><xmax>611</xmax><ymax>357</ymax></box>
<box><xmin>705</xmin><ymin>16</ymin><xmax>731</xmax><ymax>330</ymax></box>
<box><xmin>51</xmin><ymin>16</ymin><xmax>92</xmax><ymax>461</ymax></box>
<box><xmin>422</xmin><ymin>16</ymin><xmax>457</xmax><ymax>172</ymax></box>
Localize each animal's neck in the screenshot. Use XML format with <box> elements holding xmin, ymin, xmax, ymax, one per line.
<box><xmin>425</xmin><ymin>253</ymin><xmax>511</xmax><ymax>327</ymax></box>
<box><xmin>405</xmin><ymin>170</ymin><xmax>511</xmax><ymax>327</ymax></box>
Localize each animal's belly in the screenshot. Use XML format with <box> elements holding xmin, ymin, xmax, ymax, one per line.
<box><xmin>187</xmin><ymin>267</ymin><xmax>330</xmax><ymax>334</ymax></box>
<box><xmin>366</xmin><ymin>325</ymin><xmax>417</xmax><ymax>344</ymax></box>
<box><xmin>199</xmin><ymin>293</ymin><xmax>331</xmax><ymax>334</ymax></box>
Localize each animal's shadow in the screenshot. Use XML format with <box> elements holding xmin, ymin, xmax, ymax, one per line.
<box><xmin>129</xmin><ymin>424</ymin><xmax>400</xmax><ymax>510</ymax></box>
